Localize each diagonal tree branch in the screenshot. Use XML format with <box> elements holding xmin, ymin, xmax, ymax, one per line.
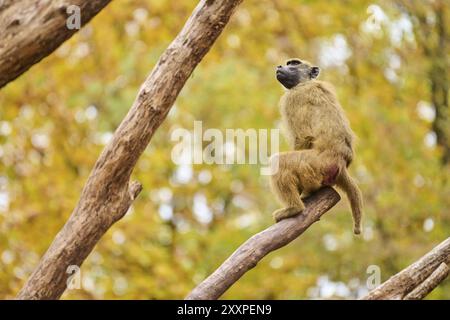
<box><xmin>363</xmin><ymin>237</ymin><xmax>450</xmax><ymax>300</ymax></box>
<box><xmin>0</xmin><ymin>0</ymin><xmax>112</xmax><ymax>89</ymax></box>
<box><xmin>403</xmin><ymin>262</ymin><xmax>449</xmax><ymax>300</ymax></box>
<box><xmin>16</xmin><ymin>0</ymin><xmax>243</xmax><ymax>300</ymax></box>
<box><xmin>185</xmin><ymin>187</ymin><xmax>341</xmax><ymax>300</ymax></box>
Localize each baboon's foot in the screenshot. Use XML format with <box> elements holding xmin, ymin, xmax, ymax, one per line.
<box><xmin>273</xmin><ymin>206</ymin><xmax>304</xmax><ymax>223</ymax></box>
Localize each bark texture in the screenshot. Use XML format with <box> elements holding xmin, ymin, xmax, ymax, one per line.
<box><xmin>0</xmin><ymin>0</ymin><xmax>112</xmax><ymax>89</ymax></box>
<box><xmin>363</xmin><ymin>237</ymin><xmax>450</xmax><ymax>300</ymax></box>
<box><xmin>403</xmin><ymin>262</ymin><xmax>449</xmax><ymax>300</ymax></box>
<box><xmin>16</xmin><ymin>0</ymin><xmax>243</xmax><ymax>300</ymax></box>
<box><xmin>185</xmin><ymin>187</ymin><xmax>341</xmax><ymax>300</ymax></box>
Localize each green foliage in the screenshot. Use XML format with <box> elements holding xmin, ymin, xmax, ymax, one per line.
<box><xmin>0</xmin><ymin>0</ymin><xmax>448</xmax><ymax>299</ymax></box>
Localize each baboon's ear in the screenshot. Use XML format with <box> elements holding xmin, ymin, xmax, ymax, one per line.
<box><xmin>310</xmin><ymin>66</ymin><xmax>320</xmax><ymax>79</ymax></box>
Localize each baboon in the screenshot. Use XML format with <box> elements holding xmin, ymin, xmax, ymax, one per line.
<box><xmin>271</xmin><ymin>58</ymin><xmax>363</xmax><ymax>234</ymax></box>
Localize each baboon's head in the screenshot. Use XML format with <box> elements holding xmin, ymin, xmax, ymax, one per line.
<box><xmin>276</xmin><ymin>59</ymin><xmax>320</xmax><ymax>89</ymax></box>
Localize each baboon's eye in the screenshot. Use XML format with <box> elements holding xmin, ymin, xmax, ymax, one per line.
<box><xmin>287</xmin><ymin>59</ymin><xmax>302</xmax><ymax>66</ymax></box>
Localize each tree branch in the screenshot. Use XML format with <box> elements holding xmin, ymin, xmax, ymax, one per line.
<box><xmin>185</xmin><ymin>187</ymin><xmax>341</xmax><ymax>300</ymax></box>
<box><xmin>16</xmin><ymin>0</ymin><xmax>243</xmax><ymax>300</ymax></box>
<box><xmin>363</xmin><ymin>237</ymin><xmax>450</xmax><ymax>300</ymax></box>
<box><xmin>403</xmin><ymin>262</ymin><xmax>449</xmax><ymax>300</ymax></box>
<box><xmin>0</xmin><ymin>0</ymin><xmax>112</xmax><ymax>89</ymax></box>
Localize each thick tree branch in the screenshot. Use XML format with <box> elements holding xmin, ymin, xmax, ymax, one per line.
<box><xmin>0</xmin><ymin>0</ymin><xmax>112</xmax><ymax>89</ymax></box>
<box><xmin>17</xmin><ymin>0</ymin><xmax>243</xmax><ymax>300</ymax></box>
<box><xmin>403</xmin><ymin>262</ymin><xmax>449</xmax><ymax>300</ymax></box>
<box><xmin>185</xmin><ymin>187</ymin><xmax>341</xmax><ymax>300</ymax></box>
<box><xmin>363</xmin><ymin>237</ymin><xmax>450</xmax><ymax>300</ymax></box>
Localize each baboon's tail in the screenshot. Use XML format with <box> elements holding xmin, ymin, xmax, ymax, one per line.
<box><xmin>337</xmin><ymin>168</ymin><xmax>363</xmax><ymax>235</ymax></box>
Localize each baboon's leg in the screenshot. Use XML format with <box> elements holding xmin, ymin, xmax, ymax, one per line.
<box><xmin>292</xmin><ymin>150</ymin><xmax>324</xmax><ymax>194</ymax></box>
<box><xmin>270</xmin><ymin>150</ymin><xmax>331</xmax><ymax>222</ymax></box>
<box><xmin>270</xmin><ymin>152</ymin><xmax>307</xmax><ymax>222</ymax></box>
<box><xmin>271</xmin><ymin>179</ymin><xmax>305</xmax><ymax>222</ymax></box>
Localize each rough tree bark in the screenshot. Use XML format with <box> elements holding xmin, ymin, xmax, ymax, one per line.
<box><xmin>16</xmin><ymin>0</ymin><xmax>243</xmax><ymax>300</ymax></box>
<box><xmin>186</xmin><ymin>187</ymin><xmax>341</xmax><ymax>300</ymax></box>
<box><xmin>0</xmin><ymin>0</ymin><xmax>113</xmax><ymax>89</ymax></box>
<box><xmin>363</xmin><ymin>237</ymin><xmax>450</xmax><ymax>300</ymax></box>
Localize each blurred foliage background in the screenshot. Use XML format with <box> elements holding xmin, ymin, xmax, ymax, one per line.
<box><xmin>0</xmin><ymin>0</ymin><xmax>449</xmax><ymax>299</ymax></box>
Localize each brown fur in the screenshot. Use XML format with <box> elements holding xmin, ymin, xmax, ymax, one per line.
<box><xmin>271</xmin><ymin>59</ymin><xmax>363</xmax><ymax>234</ymax></box>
